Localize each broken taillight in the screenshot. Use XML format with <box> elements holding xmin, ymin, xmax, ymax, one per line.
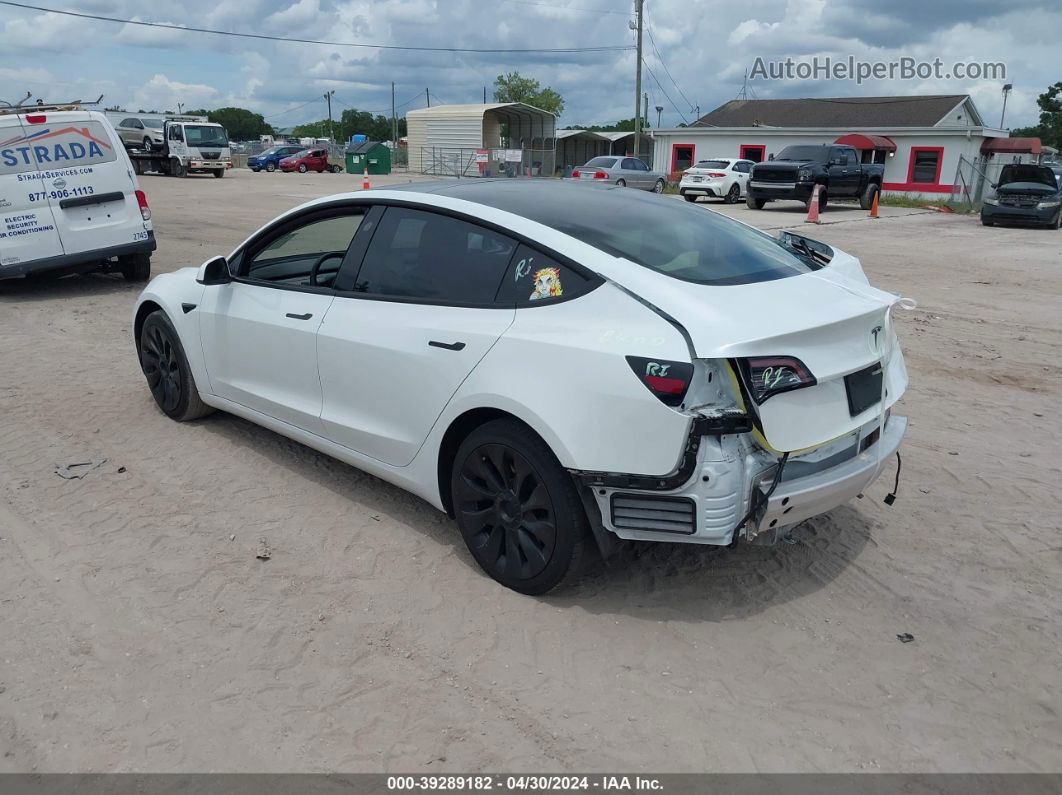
<box><xmin>626</xmin><ymin>356</ymin><xmax>694</xmax><ymax>407</ymax></box>
<box><xmin>741</xmin><ymin>356</ymin><xmax>816</xmax><ymax>404</ymax></box>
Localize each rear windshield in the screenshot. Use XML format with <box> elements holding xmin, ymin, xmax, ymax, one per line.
<box><xmin>0</xmin><ymin>119</ymin><xmax>118</xmax><ymax>176</ymax></box>
<box><xmin>471</xmin><ymin>183</ymin><xmax>815</xmax><ymax>286</ymax></box>
<box><xmin>584</xmin><ymin>157</ymin><xmax>617</xmax><ymax>168</ymax></box>
<box><xmin>693</xmin><ymin>160</ymin><xmax>731</xmax><ymax>169</ymax></box>
<box><xmin>774</xmin><ymin>145</ymin><xmax>827</xmax><ymax>162</ymax></box>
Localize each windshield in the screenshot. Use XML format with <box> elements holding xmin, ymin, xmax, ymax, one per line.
<box><xmin>774</xmin><ymin>145</ymin><xmax>827</xmax><ymax>162</ymax></box>
<box><xmin>692</xmin><ymin>160</ymin><xmax>731</xmax><ymax>169</ymax></box>
<box><xmin>142</xmin><ymin>119</ymin><xmax>164</xmax><ymax>129</ymax></box>
<box><xmin>584</xmin><ymin>157</ymin><xmax>618</xmax><ymax>168</ymax></box>
<box><xmin>184</xmin><ymin>125</ymin><xmax>228</xmax><ymax>147</ymax></box>
<box><xmin>467</xmin><ymin>182</ymin><xmax>816</xmax><ymax>286</ymax></box>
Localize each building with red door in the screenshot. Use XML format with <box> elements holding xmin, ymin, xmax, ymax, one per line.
<box><xmin>651</xmin><ymin>95</ymin><xmax>1052</xmax><ymax>201</ymax></box>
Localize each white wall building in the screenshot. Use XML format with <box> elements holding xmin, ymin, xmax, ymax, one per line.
<box><xmin>651</xmin><ymin>95</ymin><xmax>1046</xmax><ymax>200</ymax></box>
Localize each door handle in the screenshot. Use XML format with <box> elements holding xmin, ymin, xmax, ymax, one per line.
<box><xmin>286</xmin><ymin>312</ymin><xmax>313</xmax><ymax>320</ymax></box>
<box><xmin>428</xmin><ymin>340</ymin><xmax>466</xmax><ymax>351</ymax></box>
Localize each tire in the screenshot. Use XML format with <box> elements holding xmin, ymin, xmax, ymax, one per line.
<box><xmin>172</xmin><ymin>160</ymin><xmax>186</xmax><ymax>178</ymax></box>
<box><xmin>139</xmin><ymin>311</ymin><xmax>214</xmax><ymax>422</ymax></box>
<box><xmin>746</xmin><ymin>195</ymin><xmax>766</xmax><ymax>209</ymax></box>
<box><xmin>266</xmin><ymin>162</ymin><xmax>276</xmax><ymax>172</ymax></box>
<box><xmin>451</xmin><ymin>418</ymin><xmax>589</xmax><ymax>595</ymax></box>
<box><xmin>298</xmin><ymin>164</ymin><xmax>308</xmax><ymax>173</ymax></box>
<box><xmin>616</xmin><ymin>178</ymin><xmax>626</xmax><ymax>187</ymax></box>
<box><xmin>652</xmin><ymin>179</ymin><xmax>665</xmax><ymax>193</ymax></box>
<box><xmin>119</xmin><ymin>253</ymin><xmax>151</xmax><ymax>282</ymax></box>
<box><xmin>724</xmin><ymin>183</ymin><xmax>741</xmax><ymax>204</ymax></box>
<box><xmin>213</xmin><ymin>169</ymin><xmax>224</xmax><ymax>178</ymax></box>
<box><xmin>1053</xmin><ymin>210</ymin><xmax>1062</xmax><ymax>230</ymax></box>
<box><xmin>981</xmin><ymin>216</ymin><xmax>994</xmax><ymax>227</ymax></box>
<box><xmin>143</xmin><ymin>137</ymin><xmax>153</xmax><ymax>151</ymax></box>
<box><xmin>859</xmin><ymin>183</ymin><xmax>879</xmax><ymax>210</ymax></box>
<box><xmin>132</xmin><ymin>158</ymin><xmax>144</xmax><ymax>176</ymax></box>
<box><xmin>330</xmin><ymin>164</ymin><xmax>342</xmax><ymax>173</ymax></box>
<box><xmin>683</xmin><ymin>193</ymin><xmax>698</xmax><ymax>203</ymax></box>
<box><xmin>807</xmin><ymin>187</ymin><xmax>828</xmax><ymax>212</ymax></box>
<box><xmin>250</xmin><ymin>167</ymin><xmax>260</xmax><ymax>172</ymax></box>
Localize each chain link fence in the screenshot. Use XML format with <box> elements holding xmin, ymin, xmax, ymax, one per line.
<box><xmin>414</xmin><ymin>147</ymin><xmax>557</xmax><ymax>178</ymax></box>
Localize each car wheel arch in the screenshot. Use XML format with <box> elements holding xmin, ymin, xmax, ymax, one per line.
<box><xmin>436</xmin><ymin>407</ymin><xmax>570</xmax><ymax>517</ymax></box>
<box><xmin>133</xmin><ymin>300</ymin><xmax>164</xmax><ymax>356</ymax></box>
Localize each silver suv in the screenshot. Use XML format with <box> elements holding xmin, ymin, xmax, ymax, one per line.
<box><xmin>115</xmin><ymin>117</ymin><xmax>165</xmax><ymax>151</ymax></box>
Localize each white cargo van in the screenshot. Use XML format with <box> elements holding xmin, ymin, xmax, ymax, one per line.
<box><xmin>0</xmin><ymin>105</ymin><xmax>155</xmax><ymax>281</ymax></box>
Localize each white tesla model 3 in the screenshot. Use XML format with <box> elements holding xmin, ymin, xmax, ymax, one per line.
<box><xmin>133</xmin><ymin>181</ymin><xmax>909</xmax><ymax>594</ymax></box>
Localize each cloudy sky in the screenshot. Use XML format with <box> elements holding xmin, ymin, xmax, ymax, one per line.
<box><xmin>1</xmin><ymin>0</ymin><xmax>1058</xmax><ymax>130</ymax></box>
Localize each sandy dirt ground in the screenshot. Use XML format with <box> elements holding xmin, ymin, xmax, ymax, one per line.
<box><xmin>0</xmin><ymin>170</ymin><xmax>1059</xmax><ymax>773</ymax></box>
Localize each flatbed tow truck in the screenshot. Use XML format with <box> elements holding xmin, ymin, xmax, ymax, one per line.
<box><xmin>129</xmin><ymin>116</ymin><xmax>232</xmax><ymax>178</ymax></box>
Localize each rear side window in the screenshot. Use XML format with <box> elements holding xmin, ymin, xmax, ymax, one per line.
<box><xmin>496</xmin><ymin>244</ymin><xmax>591</xmax><ymax>306</ymax></box>
<box><xmin>353</xmin><ymin>207</ymin><xmax>517</xmax><ymax>304</ymax></box>
<box><xmin>0</xmin><ymin>119</ymin><xmax>118</xmax><ymax>176</ymax></box>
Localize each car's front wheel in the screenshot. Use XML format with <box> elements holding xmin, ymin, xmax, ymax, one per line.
<box><xmin>298</xmin><ymin>164</ymin><xmax>308</xmax><ymax>173</ymax></box>
<box><xmin>746</xmin><ymin>195</ymin><xmax>766</xmax><ymax>209</ymax></box>
<box><xmin>139</xmin><ymin>311</ymin><xmax>214</xmax><ymax>422</ymax></box>
<box><xmin>451</xmin><ymin>419</ymin><xmax>589</xmax><ymax>595</ymax></box>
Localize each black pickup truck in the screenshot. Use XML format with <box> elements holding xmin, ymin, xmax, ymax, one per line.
<box><xmin>746</xmin><ymin>144</ymin><xmax>884</xmax><ymax>211</ymax></box>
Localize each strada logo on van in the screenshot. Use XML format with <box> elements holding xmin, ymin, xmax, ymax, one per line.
<box><xmin>0</xmin><ymin>124</ymin><xmax>116</xmax><ymax>176</ymax></box>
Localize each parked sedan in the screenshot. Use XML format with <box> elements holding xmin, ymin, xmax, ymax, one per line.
<box><xmin>679</xmin><ymin>158</ymin><xmax>753</xmax><ymax>203</ymax></box>
<box><xmin>133</xmin><ymin>181</ymin><xmax>908</xmax><ymax>594</ymax></box>
<box><xmin>280</xmin><ymin>148</ymin><xmax>342</xmax><ymax>173</ymax></box>
<box><xmin>572</xmin><ymin>156</ymin><xmax>666</xmax><ymax>192</ymax></box>
<box><xmin>981</xmin><ymin>164</ymin><xmax>1062</xmax><ymax>228</ymax></box>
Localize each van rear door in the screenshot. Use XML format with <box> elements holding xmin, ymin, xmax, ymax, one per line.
<box><xmin>33</xmin><ymin>112</ymin><xmax>145</xmax><ymax>256</ymax></box>
<box><xmin>0</xmin><ymin>113</ymin><xmax>65</xmax><ymax>271</ymax></box>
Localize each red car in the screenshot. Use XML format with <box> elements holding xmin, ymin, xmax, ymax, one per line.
<box><xmin>279</xmin><ymin>148</ymin><xmax>340</xmax><ymax>173</ymax></box>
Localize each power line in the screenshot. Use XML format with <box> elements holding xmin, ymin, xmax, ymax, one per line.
<box><xmin>500</xmin><ymin>0</ymin><xmax>633</xmax><ymax>16</ymax></box>
<box><xmin>264</xmin><ymin>98</ymin><xmax>320</xmax><ymax>119</ymax></box>
<box><xmin>0</xmin><ymin>1</ymin><xmax>634</xmax><ymax>53</ymax></box>
<box><xmin>643</xmin><ymin>3</ymin><xmax>696</xmax><ymax>118</ymax></box>
<box><xmin>334</xmin><ymin>92</ymin><xmax>422</xmax><ymax>116</ymax></box>
<box><xmin>642</xmin><ymin>60</ymin><xmax>688</xmax><ymax>125</ymax></box>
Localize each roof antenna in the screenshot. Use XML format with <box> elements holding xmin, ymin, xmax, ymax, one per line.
<box><xmin>738</xmin><ymin>70</ymin><xmax>750</xmax><ymax>101</ymax></box>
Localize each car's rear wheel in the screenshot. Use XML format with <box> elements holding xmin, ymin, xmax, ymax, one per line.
<box><xmin>139</xmin><ymin>311</ymin><xmax>214</xmax><ymax>422</ymax></box>
<box><xmin>330</xmin><ymin>164</ymin><xmax>342</xmax><ymax>173</ymax></box>
<box><xmin>683</xmin><ymin>193</ymin><xmax>698</xmax><ymax>203</ymax></box>
<box><xmin>451</xmin><ymin>419</ymin><xmax>589</xmax><ymax>595</ymax></box>
<box><xmin>746</xmin><ymin>196</ymin><xmax>766</xmax><ymax>209</ymax></box>
<box><xmin>266</xmin><ymin>162</ymin><xmax>276</xmax><ymax>172</ymax></box>
<box><xmin>652</xmin><ymin>179</ymin><xmax>665</xmax><ymax>193</ymax></box>
<box><xmin>616</xmin><ymin>178</ymin><xmax>626</xmax><ymax>187</ymax></box>
<box><xmin>119</xmin><ymin>253</ymin><xmax>151</xmax><ymax>281</ymax></box>
<box><xmin>724</xmin><ymin>183</ymin><xmax>741</xmax><ymax>203</ymax></box>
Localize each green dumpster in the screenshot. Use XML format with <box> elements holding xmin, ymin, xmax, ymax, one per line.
<box><xmin>345</xmin><ymin>140</ymin><xmax>391</xmax><ymax>175</ymax></box>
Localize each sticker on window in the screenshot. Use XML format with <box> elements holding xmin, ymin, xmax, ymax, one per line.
<box><xmin>529</xmin><ymin>267</ymin><xmax>563</xmax><ymax>300</ymax></box>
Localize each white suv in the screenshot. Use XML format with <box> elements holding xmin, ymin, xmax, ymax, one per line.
<box><xmin>133</xmin><ymin>181</ymin><xmax>908</xmax><ymax>594</ymax></box>
<box><xmin>1</xmin><ymin>107</ymin><xmax>155</xmax><ymax>281</ymax></box>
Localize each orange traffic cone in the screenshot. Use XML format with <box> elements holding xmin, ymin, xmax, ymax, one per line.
<box><xmin>362</xmin><ymin>165</ymin><xmax>370</xmax><ymax>190</ymax></box>
<box><xmin>869</xmin><ymin>188</ymin><xmax>880</xmax><ymax>218</ymax></box>
<box><xmin>805</xmin><ymin>184</ymin><xmax>822</xmax><ymax>224</ymax></box>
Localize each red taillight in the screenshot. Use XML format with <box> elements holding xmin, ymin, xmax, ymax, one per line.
<box><xmin>626</xmin><ymin>356</ymin><xmax>694</xmax><ymax>407</ymax></box>
<box><xmin>571</xmin><ymin>169</ymin><xmax>581</xmax><ymax>178</ymax></box>
<box><xmin>594</xmin><ymin>170</ymin><xmax>608</xmax><ymax>179</ymax></box>
<box><xmin>135</xmin><ymin>189</ymin><xmax>151</xmax><ymax>221</ymax></box>
<box><xmin>707</xmin><ymin>171</ymin><xmax>727</xmax><ymax>177</ymax></box>
<box><xmin>26</xmin><ymin>114</ymin><xmax>46</xmax><ymax>124</ymax></box>
<box><xmin>742</xmin><ymin>356</ymin><xmax>816</xmax><ymax>404</ymax></box>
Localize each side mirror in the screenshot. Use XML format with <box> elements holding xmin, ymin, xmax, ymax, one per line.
<box><xmin>196</xmin><ymin>256</ymin><xmax>231</xmax><ymax>285</ymax></box>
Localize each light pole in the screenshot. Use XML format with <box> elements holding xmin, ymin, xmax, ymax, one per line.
<box><xmin>655</xmin><ymin>104</ymin><xmax>663</xmax><ymax>129</ymax></box>
<box><xmin>999</xmin><ymin>83</ymin><xmax>1013</xmax><ymax>129</ymax></box>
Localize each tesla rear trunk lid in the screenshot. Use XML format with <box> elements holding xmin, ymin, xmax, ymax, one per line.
<box><xmin>609</xmin><ymin>259</ymin><xmax>906</xmax><ymax>452</ymax></box>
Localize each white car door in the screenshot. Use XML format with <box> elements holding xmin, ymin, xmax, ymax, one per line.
<box><xmin>0</xmin><ymin>112</ymin><xmax>65</xmax><ymax>270</ymax></box>
<box><xmin>198</xmin><ymin>208</ymin><xmax>366</xmax><ymax>434</ymax></box>
<box><xmin>316</xmin><ymin>205</ymin><xmax>517</xmax><ymax>466</ymax></box>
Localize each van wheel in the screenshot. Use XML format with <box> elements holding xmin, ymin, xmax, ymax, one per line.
<box><xmin>213</xmin><ymin>170</ymin><xmax>224</xmax><ymax>178</ymax></box>
<box><xmin>859</xmin><ymin>183</ymin><xmax>879</xmax><ymax>210</ymax></box>
<box><xmin>119</xmin><ymin>253</ymin><xmax>151</xmax><ymax>282</ymax></box>
<box><xmin>451</xmin><ymin>419</ymin><xmax>589</xmax><ymax>595</ymax></box>
<box><xmin>265</xmin><ymin>162</ymin><xmax>276</xmax><ymax>172</ymax></box>
<box><xmin>139</xmin><ymin>311</ymin><xmax>214</xmax><ymax>422</ymax></box>
<box><xmin>746</xmin><ymin>196</ymin><xmax>766</xmax><ymax>209</ymax></box>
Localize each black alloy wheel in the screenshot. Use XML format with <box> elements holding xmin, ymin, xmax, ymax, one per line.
<box><xmin>451</xmin><ymin>419</ymin><xmax>588</xmax><ymax>594</ymax></box>
<box><xmin>139</xmin><ymin>312</ymin><xmax>213</xmax><ymax>422</ymax></box>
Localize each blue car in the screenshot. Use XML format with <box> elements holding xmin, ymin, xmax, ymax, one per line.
<box><xmin>247</xmin><ymin>145</ymin><xmax>303</xmax><ymax>172</ymax></box>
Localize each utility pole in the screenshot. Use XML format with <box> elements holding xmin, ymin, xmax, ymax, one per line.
<box><xmin>632</xmin><ymin>0</ymin><xmax>644</xmax><ymax>158</ymax></box>
<box><xmin>483</xmin><ymin>86</ymin><xmax>487</xmax><ymax>104</ymax></box>
<box><xmin>323</xmin><ymin>89</ymin><xmax>334</xmax><ymax>143</ymax></box>
<box><xmin>426</xmin><ymin>88</ymin><xmax>430</xmax><ymax>108</ymax></box>
<box><xmin>391</xmin><ymin>82</ymin><xmax>397</xmax><ymax>148</ymax></box>
<box><xmin>644</xmin><ymin>92</ymin><xmax>649</xmax><ymax>132</ymax></box>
